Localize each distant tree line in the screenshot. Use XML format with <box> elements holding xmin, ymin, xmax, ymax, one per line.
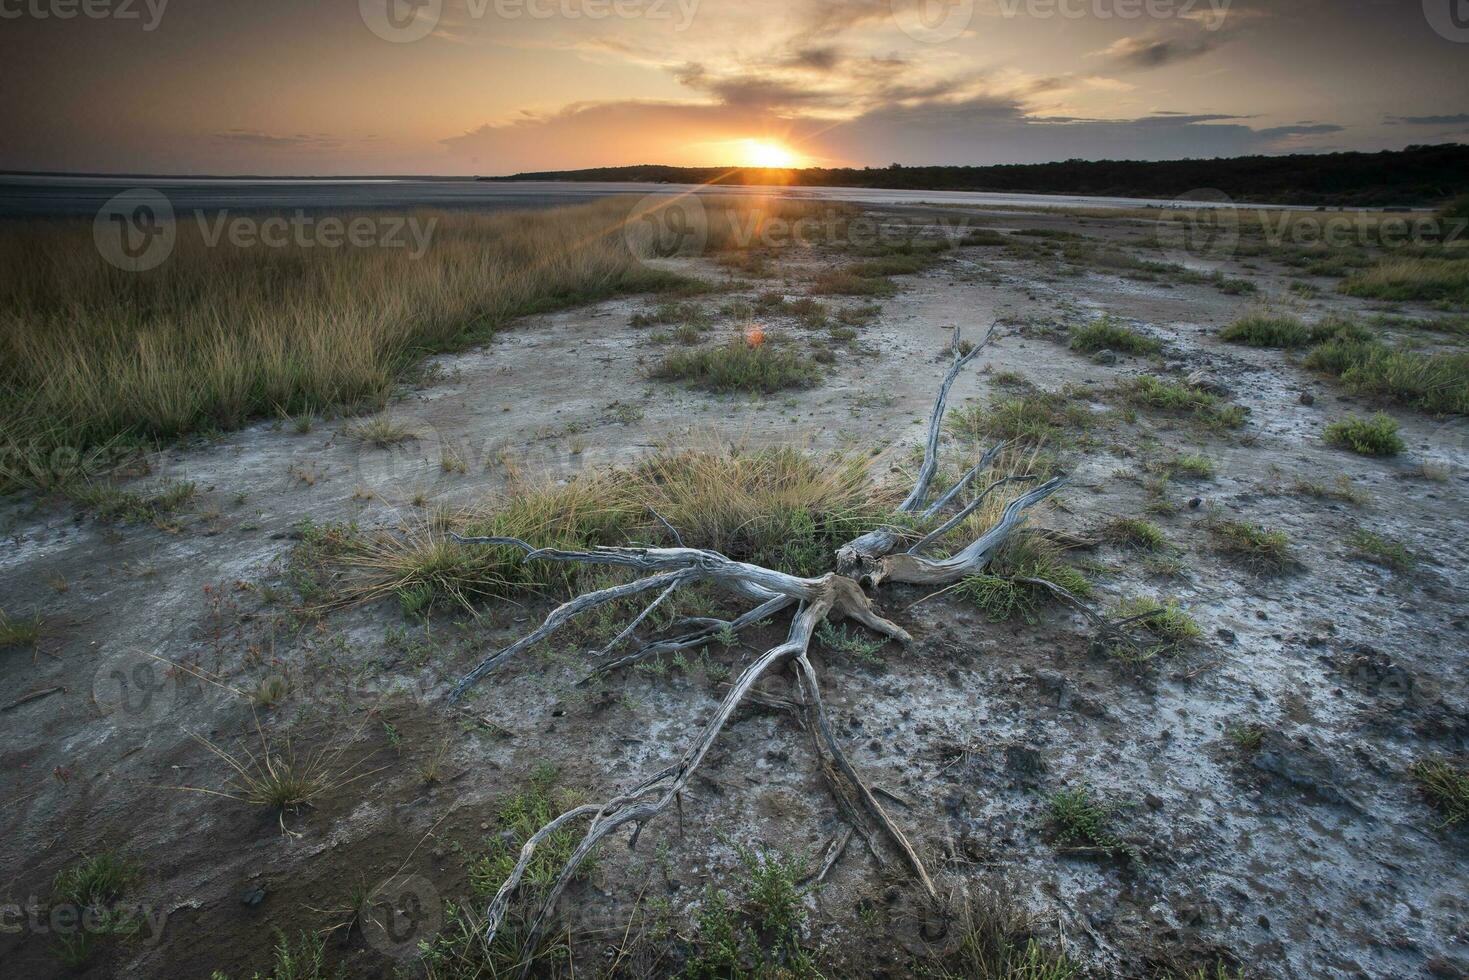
<box><xmin>485</xmin><ymin>143</ymin><xmax>1469</xmax><ymax>208</ymax></box>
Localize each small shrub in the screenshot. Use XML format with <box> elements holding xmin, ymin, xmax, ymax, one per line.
<box><xmin>1069</xmin><ymin>318</ymin><xmax>1161</xmax><ymax>356</ymax></box>
<box><xmin>653</xmin><ymin>339</ymin><xmax>821</xmax><ymax>393</ymax></box>
<box><xmin>1047</xmin><ymin>788</ymin><xmax>1131</xmax><ymax>858</ymax></box>
<box><xmin>1305</xmin><ymin>340</ymin><xmax>1469</xmax><ymax>416</ymax></box>
<box><xmin>1324</xmin><ymin>413</ymin><xmax>1405</xmax><ymax>456</ymax></box>
<box><xmin>949</xmin><ymin>390</ymin><xmax>1095</xmax><ymax>446</ymax></box>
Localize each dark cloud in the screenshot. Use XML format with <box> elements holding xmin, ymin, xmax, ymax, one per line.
<box><xmin>214</xmin><ymin>130</ymin><xmax>344</xmax><ymax>149</ymax></box>
<box><xmin>1386</xmin><ymin>113</ymin><xmax>1469</xmax><ymax>125</ymax></box>
<box><xmin>787</xmin><ymin>46</ymin><xmax>842</xmax><ymax>71</ymax></box>
<box><xmin>1098</xmin><ymin>34</ymin><xmax>1221</xmax><ymax>69</ymax></box>
<box><xmin>1257</xmin><ymin>124</ymin><xmax>1344</xmax><ymax>138</ymax></box>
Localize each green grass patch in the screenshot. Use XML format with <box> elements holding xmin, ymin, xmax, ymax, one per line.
<box><xmin>1348</xmin><ymin>529</ymin><xmax>1415</xmax><ymax>571</ymax></box>
<box><xmin>67</xmin><ymin>479</ymin><xmax>197</xmax><ymax>525</ymax></box>
<box><xmin>1118</xmin><ymin>376</ymin><xmax>1247</xmax><ymax>429</ymax></box>
<box><xmin>1047</xmin><ymin>787</ymin><xmax>1132</xmax><ymax>859</ymax></box>
<box><xmin>1208</xmin><ymin>518</ymin><xmax>1293</xmax><ymax>575</ymax></box>
<box><xmin>949</xmin><ymin>389</ymin><xmax>1096</xmax><ymax>447</ymax></box>
<box><xmin>1323</xmin><ymin>413</ymin><xmax>1405</xmax><ymax>456</ymax></box>
<box><xmin>1113</xmin><ymin>596</ymin><xmax>1202</xmax><ymax>647</ymax></box>
<box><xmin>1305</xmin><ymin>339</ymin><xmax>1469</xmax><ymax>416</ymax></box>
<box><xmin>1069</xmin><ymin>318</ymin><xmax>1161</xmax><ymax>356</ymax></box>
<box><xmin>955</xmin><ymin>535</ymin><xmax>1091</xmax><ymax>624</ymax></box>
<box><xmin>809</xmin><ymin>270</ymin><xmax>898</xmax><ymax>296</ymax></box>
<box><xmin>0</xmin><ymin>610</ymin><xmax>44</xmax><ymax>650</ymax></box>
<box><xmin>1409</xmin><ymin>757</ymin><xmax>1469</xmax><ymax>828</ymax></box>
<box><xmin>652</xmin><ymin>338</ymin><xmax>821</xmax><ymax>393</ymax></box>
<box><xmin>1102</xmin><ymin>517</ymin><xmax>1168</xmax><ymax>552</ymax></box>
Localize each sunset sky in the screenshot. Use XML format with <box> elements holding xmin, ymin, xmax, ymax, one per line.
<box><xmin>3</xmin><ymin>0</ymin><xmax>1467</xmax><ymax>175</ymax></box>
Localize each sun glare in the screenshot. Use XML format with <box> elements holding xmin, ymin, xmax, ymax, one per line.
<box><xmin>739</xmin><ymin>139</ymin><xmax>802</xmax><ymax>168</ymax></box>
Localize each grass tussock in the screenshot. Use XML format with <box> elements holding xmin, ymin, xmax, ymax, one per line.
<box><xmin>955</xmin><ymin>532</ymin><xmax>1091</xmax><ymax>624</ymax></box>
<box><xmin>1341</xmin><ymin>257</ymin><xmax>1469</xmax><ymax>303</ymax></box>
<box><xmin>1409</xmin><ymin>757</ymin><xmax>1469</xmax><ymax>828</ymax></box>
<box><xmin>1220</xmin><ymin>313</ymin><xmax>1368</xmax><ymax>349</ymax></box>
<box><xmin>1113</xmin><ymin>596</ymin><xmax>1202</xmax><ymax>648</ymax></box>
<box><xmin>326</xmin><ymin>446</ymin><xmax>894</xmax><ymax>611</ymax></box>
<box><xmin>1305</xmin><ymin>340</ymin><xmax>1469</xmax><ymax>416</ymax></box>
<box><xmin>652</xmin><ymin>337</ymin><xmax>821</xmax><ymax>393</ymax></box>
<box><xmin>948</xmin><ymin>388</ymin><xmax>1096</xmax><ymax>447</ymax></box>
<box><xmin>1102</xmin><ymin>517</ymin><xmax>1169</xmax><ymax>552</ymax></box>
<box><xmin>1324</xmin><ymin>413</ymin><xmax>1405</xmax><ymax>456</ymax></box>
<box><xmin>1069</xmin><ymin>317</ymin><xmax>1161</xmax><ymax>356</ymax></box>
<box><xmin>1208</xmin><ymin>518</ymin><xmax>1293</xmax><ymax>575</ymax></box>
<box><xmin>1348</xmin><ymin>529</ymin><xmax>1415</xmax><ymax>571</ymax></box>
<box><xmin>1118</xmin><ymin>376</ymin><xmax>1247</xmax><ymax>430</ymax></box>
<box><xmin>0</xmin><ymin>610</ymin><xmax>44</xmax><ymax>650</ymax></box>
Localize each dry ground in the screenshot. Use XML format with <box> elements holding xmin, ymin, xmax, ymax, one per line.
<box><xmin>1</xmin><ymin>203</ymin><xmax>1466</xmax><ymax>978</ymax></box>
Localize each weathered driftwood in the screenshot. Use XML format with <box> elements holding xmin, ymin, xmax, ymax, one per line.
<box><xmin>449</xmin><ymin>322</ymin><xmax>1078</xmax><ymax>967</ymax></box>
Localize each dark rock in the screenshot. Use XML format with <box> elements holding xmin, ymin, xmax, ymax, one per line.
<box><xmin>1092</xmin><ymin>349</ymin><xmax>1118</xmax><ymax>365</ymax></box>
<box><xmin>1216</xmin><ymin>628</ymin><xmax>1237</xmax><ymax>644</ymax></box>
<box><xmin>241</xmin><ymin>886</ymin><xmax>266</xmax><ymax>908</ymax></box>
<box><xmin>1188</xmin><ymin>497</ymin><xmax>1202</xmax><ymax>509</ymax></box>
<box><xmin>1299</xmin><ymin>391</ymin><xmax>1315</xmax><ymax>406</ymax></box>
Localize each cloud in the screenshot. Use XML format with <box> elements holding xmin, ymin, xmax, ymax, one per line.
<box><xmin>213</xmin><ymin>130</ymin><xmax>345</xmax><ymax>149</ymax></box>
<box><xmin>1256</xmin><ymin>123</ymin><xmax>1344</xmax><ymax>139</ymax></box>
<box><xmin>1386</xmin><ymin>113</ymin><xmax>1469</xmax><ymax>126</ymax></box>
<box><xmin>1094</xmin><ymin>33</ymin><xmax>1222</xmax><ymax>69</ymax></box>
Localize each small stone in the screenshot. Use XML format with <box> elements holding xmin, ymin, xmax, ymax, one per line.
<box><xmin>1299</xmin><ymin>391</ymin><xmax>1315</xmax><ymax>406</ymax></box>
<box><xmin>241</xmin><ymin>886</ymin><xmax>266</xmax><ymax>908</ymax></box>
<box><xmin>1092</xmin><ymin>349</ymin><xmax>1118</xmax><ymax>366</ymax></box>
<box><xmin>1144</xmin><ymin>793</ymin><xmax>1164</xmax><ymax>810</ymax></box>
<box><xmin>1216</xmin><ymin>628</ymin><xmax>1237</xmax><ymax>644</ymax></box>
<box><xmin>1188</xmin><ymin>497</ymin><xmax>1202</xmax><ymax>509</ymax></box>
<box><xmin>1258</xmin><ymin>914</ymin><xmax>1270</xmax><ymax>929</ymax></box>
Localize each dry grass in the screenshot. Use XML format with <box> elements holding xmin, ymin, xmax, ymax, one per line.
<box><xmin>1</xmin><ymin>196</ymin><xmax>848</xmax><ymax>490</ymax></box>
<box><xmin>1342</xmin><ymin>257</ymin><xmax>1469</xmax><ymax>303</ymax></box>
<box><xmin>323</xmin><ymin>445</ymin><xmax>895</xmax><ymax>611</ymax></box>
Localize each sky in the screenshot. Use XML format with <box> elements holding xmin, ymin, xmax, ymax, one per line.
<box><xmin>2</xmin><ymin>0</ymin><xmax>1467</xmax><ymax>175</ymax></box>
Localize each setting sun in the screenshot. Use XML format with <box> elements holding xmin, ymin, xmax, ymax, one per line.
<box><xmin>738</xmin><ymin>139</ymin><xmax>802</xmax><ymax>168</ymax></box>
